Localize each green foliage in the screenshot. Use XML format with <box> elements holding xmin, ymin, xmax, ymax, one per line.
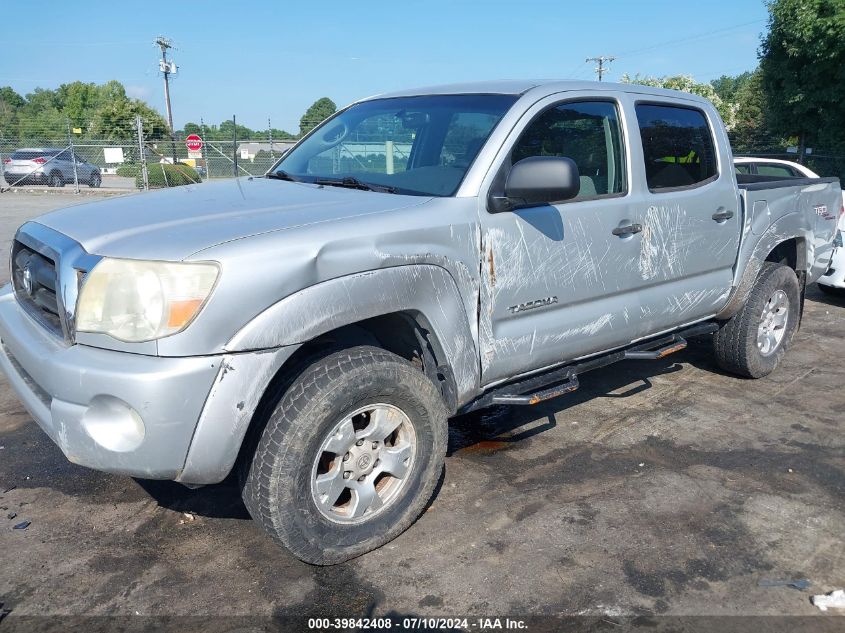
<box><xmin>710</xmin><ymin>72</ymin><xmax>755</xmax><ymax>103</ymax></box>
<box><xmin>183</xmin><ymin>121</ymin><xmax>296</xmax><ymax>141</ymax></box>
<box><xmin>760</xmin><ymin>0</ymin><xmax>845</xmax><ymax>148</ymax></box>
<box><xmin>116</xmin><ymin>164</ymin><xmax>139</xmax><ymax>177</ymax></box>
<box><xmin>621</xmin><ymin>74</ymin><xmax>735</xmax><ymax>128</ymax></box>
<box><xmin>0</xmin><ymin>80</ymin><xmax>168</xmax><ymax>141</ymax></box>
<box><xmin>730</xmin><ymin>70</ymin><xmax>771</xmax><ymax>152</ymax></box>
<box><xmin>300</xmin><ymin>97</ymin><xmax>337</xmax><ymax>136</ymax></box>
<box><xmin>139</xmin><ymin>163</ymin><xmax>201</xmax><ymax>188</ymax></box>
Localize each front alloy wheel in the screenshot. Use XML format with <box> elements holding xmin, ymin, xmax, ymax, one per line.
<box><xmin>311</xmin><ymin>404</ymin><xmax>416</xmax><ymax>523</ymax></box>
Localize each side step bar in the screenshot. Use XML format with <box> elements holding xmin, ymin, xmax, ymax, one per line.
<box><xmin>463</xmin><ymin>322</ymin><xmax>718</xmax><ymax>412</ymax></box>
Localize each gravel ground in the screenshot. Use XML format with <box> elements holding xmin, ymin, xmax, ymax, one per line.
<box><xmin>0</xmin><ymin>191</ymin><xmax>842</xmax><ymax>629</ymax></box>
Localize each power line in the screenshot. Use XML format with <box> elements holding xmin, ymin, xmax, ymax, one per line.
<box><xmin>614</xmin><ymin>19</ymin><xmax>766</xmax><ymax>60</ymax></box>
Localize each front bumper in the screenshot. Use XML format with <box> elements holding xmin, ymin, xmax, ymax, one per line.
<box><xmin>819</xmin><ymin>240</ymin><xmax>845</xmax><ymax>289</ymax></box>
<box><xmin>0</xmin><ymin>285</ymin><xmax>297</xmax><ymax>483</ymax></box>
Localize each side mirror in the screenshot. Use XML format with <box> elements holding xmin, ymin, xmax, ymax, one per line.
<box><xmin>496</xmin><ymin>156</ymin><xmax>580</xmax><ymax>211</ymax></box>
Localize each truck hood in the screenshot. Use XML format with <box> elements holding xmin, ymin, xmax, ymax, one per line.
<box><xmin>35</xmin><ymin>177</ymin><xmax>431</xmax><ymax>261</ymax></box>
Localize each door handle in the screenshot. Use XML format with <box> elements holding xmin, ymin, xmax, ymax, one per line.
<box><xmin>612</xmin><ymin>223</ymin><xmax>643</xmax><ymax>237</ymax></box>
<box><xmin>712</xmin><ymin>209</ymin><xmax>734</xmax><ymax>222</ymax></box>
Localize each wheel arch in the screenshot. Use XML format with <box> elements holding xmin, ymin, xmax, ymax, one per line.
<box><xmin>717</xmin><ymin>223</ymin><xmax>811</xmax><ymax>321</ymax></box>
<box><xmin>224</xmin><ymin>265</ymin><xmax>480</xmax><ymax>406</ymax></box>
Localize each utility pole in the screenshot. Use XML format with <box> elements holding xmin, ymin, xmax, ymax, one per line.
<box><xmin>232</xmin><ymin>115</ymin><xmax>238</xmax><ymax>177</ymax></box>
<box><xmin>586</xmin><ymin>55</ymin><xmax>616</xmax><ymax>81</ymax></box>
<box><xmin>156</xmin><ymin>36</ymin><xmax>178</xmax><ymax>163</ymax></box>
<box><xmin>268</xmin><ymin>117</ymin><xmax>274</xmax><ymax>162</ymax></box>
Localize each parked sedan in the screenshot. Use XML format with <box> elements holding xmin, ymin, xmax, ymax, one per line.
<box><xmin>734</xmin><ymin>157</ymin><xmax>845</xmax><ymax>296</ymax></box>
<box><xmin>3</xmin><ymin>148</ymin><xmax>101</xmax><ymax>188</ymax></box>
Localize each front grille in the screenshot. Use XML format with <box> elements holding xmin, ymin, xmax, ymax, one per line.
<box><xmin>11</xmin><ymin>241</ymin><xmax>64</xmax><ymax>337</ymax></box>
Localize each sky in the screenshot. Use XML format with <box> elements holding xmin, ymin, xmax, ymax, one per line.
<box><xmin>0</xmin><ymin>0</ymin><xmax>770</xmax><ymax>133</ymax></box>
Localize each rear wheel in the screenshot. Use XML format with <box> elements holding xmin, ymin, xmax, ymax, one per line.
<box><xmin>49</xmin><ymin>172</ymin><xmax>64</xmax><ymax>188</ymax></box>
<box><xmin>714</xmin><ymin>262</ymin><xmax>800</xmax><ymax>378</ymax></box>
<box><xmin>241</xmin><ymin>346</ymin><xmax>448</xmax><ymax>565</ymax></box>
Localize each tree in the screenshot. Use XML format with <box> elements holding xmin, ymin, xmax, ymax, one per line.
<box><xmin>730</xmin><ymin>70</ymin><xmax>771</xmax><ymax>152</ymax></box>
<box><xmin>56</xmin><ymin>81</ymin><xmax>101</xmax><ymax>127</ymax></box>
<box><xmin>621</xmin><ymin>74</ymin><xmax>736</xmax><ymax>128</ymax></box>
<box><xmin>760</xmin><ymin>0</ymin><xmax>845</xmax><ymax>158</ymax></box>
<box><xmin>182</xmin><ymin>121</ymin><xmax>203</xmax><ymax>136</ymax></box>
<box><xmin>299</xmin><ymin>97</ymin><xmax>337</xmax><ymax>136</ymax></box>
<box><xmin>0</xmin><ymin>87</ymin><xmax>24</xmax><ymax>137</ymax></box>
<box><xmin>711</xmin><ymin>71</ymin><xmax>754</xmax><ymax>104</ymax></box>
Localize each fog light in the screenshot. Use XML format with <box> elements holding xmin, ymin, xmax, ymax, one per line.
<box><xmin>81</xmin><ymin>395</ymin><xmax>145</xmax><ymax>452</ymax></box>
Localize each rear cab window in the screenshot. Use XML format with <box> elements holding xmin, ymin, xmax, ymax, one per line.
<box><xmin>635</xmin><ymin>103</ymin><xmax>718</xmax><ymax>192</ymax></box>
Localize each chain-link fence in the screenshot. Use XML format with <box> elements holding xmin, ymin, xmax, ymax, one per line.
<box><xmin>0</xmin><ymin>115</ymin><xmax>321</xmax><ymax>193</ymax></box>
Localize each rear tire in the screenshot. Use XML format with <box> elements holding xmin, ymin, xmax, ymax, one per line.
<box><xmin>713</xmin><ymin>262</ymin><xmax>800</xmax><ymax>378</ymax></box>
<box><xmin>241</xmin><ymin>345</ymin><xmax>448</xmax><ymax>565</ymax></box>
<box><xmin>49</xmin><ymin>172</ymin><xmax>64</xmax><ymax>188</ymax></box>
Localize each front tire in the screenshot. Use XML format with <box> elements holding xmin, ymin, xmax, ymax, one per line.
<box><xmin>714</xmin><ymin>262</ymin><xmax>800</xmax><ymax>378</ymax></box>
<box><xmin>89</xmin><ymin>171</ymin><xmax>101</xmax><ymax>188</ymax></box>
<box><xmin>241</xmin><ymin>346</ymin><xmax>448</xmax><ymax>565</ymax></box>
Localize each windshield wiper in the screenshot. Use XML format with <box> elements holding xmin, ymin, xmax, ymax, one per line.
<box><xmin>314</xmin><ymin>176</ymin><xmax>396</xmax><ymax>194</ymax></box>
<box><xmin>266</xmin><ymin>170</ymin><xmax>299</xmax><ymax>182</ymax></box>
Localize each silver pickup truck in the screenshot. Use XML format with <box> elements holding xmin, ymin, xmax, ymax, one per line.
<box><xmin>1</xmin><ymin>81</ymin><xmax>841</xmax><ymax>564</ymax></box>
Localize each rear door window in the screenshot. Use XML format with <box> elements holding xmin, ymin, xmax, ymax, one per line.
<box><xmin>635</xmin><ymin>104</ymin><xmax>718</xmax><ymax>191</ymax></box>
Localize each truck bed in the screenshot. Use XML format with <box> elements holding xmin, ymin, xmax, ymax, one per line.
<box><xmin>735</xmin><ymin>173</ymin><xmax>841</xmax><ymax>284</ymax></box>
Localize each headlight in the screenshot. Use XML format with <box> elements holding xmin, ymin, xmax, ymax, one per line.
<box><xmin>76</xmin><ymin>258</ymin><xmax>219</xmax><ymax>343</ymax></box>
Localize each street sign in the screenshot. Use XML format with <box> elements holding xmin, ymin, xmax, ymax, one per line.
<box><xmin>185</xmin><ymin>134</ymin><xmax>203</xmax><ymax>152</ymax></box>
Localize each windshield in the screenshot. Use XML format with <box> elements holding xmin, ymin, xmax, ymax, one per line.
<box><xmin>271</xmin><ymin>94</ymin><xmax>518</xmax><ymax>196</ymax></box>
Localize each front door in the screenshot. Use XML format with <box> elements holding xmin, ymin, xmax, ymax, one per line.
<box><xmin>478</xmin><ymin>96</ymin><xmax>648</xmax><ymax>384</ymax></box>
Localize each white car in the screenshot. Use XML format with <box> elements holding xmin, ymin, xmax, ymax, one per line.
<box><xmin>734</xmin><ymin>157</ymin><xmax>845</xmax><ymax>295</ymax></box>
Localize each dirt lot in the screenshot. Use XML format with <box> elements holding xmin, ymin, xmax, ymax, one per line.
<box><xmin>0</xmin><ymin>191</ymin><xmax>843</xmax><ymax>628</ymax></box>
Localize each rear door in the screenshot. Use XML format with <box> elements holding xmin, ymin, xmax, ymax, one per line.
<box><xmin>630</xmin><ymin>101</ymin><xmax>741</xmax><ymax>337</ymax></box>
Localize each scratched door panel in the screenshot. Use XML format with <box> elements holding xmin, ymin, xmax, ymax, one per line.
<box><xmin>479</xmin><ymin>196</ymin><xmax>646</xmax><ymax>384</ymax></box>
<box><xmin>628</xmin><ymin>101</ymin><xmax>741</xmax><ymax>337</ymax></box>
<box><xmin>478</xmin><ymin>96</ymin><xmax>649</xmax><ymax>384</ymax></box>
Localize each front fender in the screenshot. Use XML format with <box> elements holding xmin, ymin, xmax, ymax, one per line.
<box><xmin>225</xmin><ymin>265</ymin><xmax>480</xmax><ymax>405</ymax></box>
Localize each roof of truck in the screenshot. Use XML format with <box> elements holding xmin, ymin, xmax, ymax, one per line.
<box><xmin>367</xmin><ymin>80</ymin><xmax>713</xmax><ymax>104</ymax></box>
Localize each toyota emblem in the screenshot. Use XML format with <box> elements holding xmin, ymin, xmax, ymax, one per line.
<box><xmin>21</xmin><ymin>264</ymin><xmax>33</xmax><ymax>295</ymax></box>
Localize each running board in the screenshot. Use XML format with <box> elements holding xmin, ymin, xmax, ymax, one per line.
<box><xmin>463</xmin><ymin>322</ymin><xmax>718</xmax><ymax>412</ymax></box>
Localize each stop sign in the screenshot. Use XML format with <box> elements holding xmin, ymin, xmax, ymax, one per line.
<box><xmin>185</xmin><ymin>134</ymin><xmax>203</xmax><ymax>152</ymax></box>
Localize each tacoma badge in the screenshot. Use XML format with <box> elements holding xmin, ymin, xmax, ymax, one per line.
<box><xmin>508</xmin><ymin>296</ymin><xmax>559</xmax><ymax>314</ymax></box>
